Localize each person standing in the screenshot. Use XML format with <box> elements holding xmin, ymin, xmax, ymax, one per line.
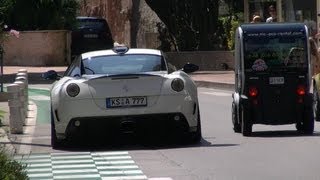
<box><xmin>251</xmin><ymin>15</ymin><xmax>262</xmax><ymax>23</ymax></box>
<box><xmin>266</xmin><ymin>5</ymin><xmax>277</xmax><ymax>23</ymax></box>
<box><xmin>309</xmin><ymin>29</ymin><xmax>320</xmax><ymax>75</ymax></box>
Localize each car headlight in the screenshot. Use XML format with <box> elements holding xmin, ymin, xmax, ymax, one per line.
<box><xmin>66</xmin><ymin>83</ymin><xmax>80</xmax><ymax>97</ymax></box>
<box><xmin>171</xmin><ymin>78</ymin><xmax>184</xmax><ymax>92</ymax></box>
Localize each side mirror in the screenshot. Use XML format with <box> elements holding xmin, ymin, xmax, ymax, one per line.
<box><xmin>42</xmin><ymin>70</ymin><xmax>60</xmax><ymax>80</ymax></box>
<box><xmin>182</xmin><ymin>63</ymin><xmax>199</xmax><ymax>73</ymax></box>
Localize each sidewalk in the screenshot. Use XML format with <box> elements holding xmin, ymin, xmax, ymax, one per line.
<box><xmin>0</xmin><ymin>66</ymin><xmax>235</xmax><ymax>154</ymax></box>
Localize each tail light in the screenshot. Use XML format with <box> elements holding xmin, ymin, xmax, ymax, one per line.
<box><xmin>248</xmin><ymin>86</ymin><xmax>258</xmax><ymax>97</ymax></box>
<box><xmin>66</xmin><ymin>83</ymin><xmax>80</xmax><ymax>97</ymax></box>
<box><xmin>171</xmin><ymin>78</ymin><xmax>184</xmax><ymax>92</ymax></box>
<box><xmin>296</xmin><ymin>85</ymin><xmax>306</xmax><ymax>96</ymax></box>
<box><xmin>296</xmin><ymin>85</ymin><xmax>306</xmax><ymax>103</ymax></box>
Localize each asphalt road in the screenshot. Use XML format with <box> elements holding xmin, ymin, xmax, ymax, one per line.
<box><xmin>11</xmin><ymin>87</ymin><xmax>320</xmax><ymax>180</ymax></box>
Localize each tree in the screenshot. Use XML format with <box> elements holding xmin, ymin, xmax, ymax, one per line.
<box><xmin>1</xmin><ymin>0</ymin><xmax>79</xmax><ymax>31</ymax></box>
<box><xmin>130</xmin><ymin>0</ymin><xmax>141</xmax><ymax>48</ymax></box>
<box><xmin>145</xmin><ymin>0</ymin><xmax>221</xmax><ymax>51</ymax></box>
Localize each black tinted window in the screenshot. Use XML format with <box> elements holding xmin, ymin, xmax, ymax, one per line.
<box><xmin>77</xmin><ymin>19</ymin><xmax>108</xmax><ymax>30</ymax></box>
<box><xmin>64</xmin><ymin>56</ymin><xmax>81</xmax><ymax>77</ymax></box>
<box><xmin>244</xmin><ymin>35</ymin><xmax>307</xmax><ymax>73</ymax></box>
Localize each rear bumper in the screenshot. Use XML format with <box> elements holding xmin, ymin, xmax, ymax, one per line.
<box><xmin>64</xmin><ymin>113</ymin><xmax>190</xmax><ymax>140</ymax></box>
<box><xmin>241</xmin><ymin>93</ymin><xmax>313</xmax><ymax>125</ymax></box>
<box><xmin>53</xmin><ymin>95</ymin><xmax>199</xmax><ymax>139</ymax></box>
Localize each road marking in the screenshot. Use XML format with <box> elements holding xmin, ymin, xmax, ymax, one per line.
<box><xmin>15</xmin><ymin>151</ymin><xmax>148</xmax><ymax>180</ymax></box>
<box><xmin>29</xmin><ymin>95</ymin><xmax>50</xmax><ymax>101</ymax></box>
<box><xmin>201</xmin><ymin>92</ymin><xmax>231</xmax><ymax>96</ymax></box>
<box><xmin>17</xmin><ymin>101</ymin><xmax>37</xmax><ymax>154</ymax></box>
<box><xmin>14</xmin><ymin>90</ymin><xmax>51</xmax><ymax>155</ymax></box>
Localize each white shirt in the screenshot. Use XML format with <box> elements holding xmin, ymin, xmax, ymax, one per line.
<box><xmin>266</xmin><ymin>17</ymin><xmax>275</xmax><ymax>23</ymax></box>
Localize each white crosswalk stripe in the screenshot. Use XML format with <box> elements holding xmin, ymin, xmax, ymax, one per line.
<box><xmin>15</xmin><ymin>152</ymin><xmax>147</xmax><ymax>180</ymax></box>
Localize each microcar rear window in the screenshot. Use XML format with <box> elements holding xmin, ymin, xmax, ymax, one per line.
<box><xmin>243</xmin><ymin>34</ymin><xmax>307</xmax><ymax>73</ymax></box>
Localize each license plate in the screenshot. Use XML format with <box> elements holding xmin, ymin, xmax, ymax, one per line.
<box><xmin>84</xmin><ymin>34</ymin><xmax>98</xmax><ymax>38</ymax></box>
<box><xmin>106</xmin><ymin>96</ymin><xmax>147</xmax><ymax>108</ymax></box>
<box><xmin>269</xmin><ymin>77</ymin><xmax>284</xmax><ymax>85</ymax></box>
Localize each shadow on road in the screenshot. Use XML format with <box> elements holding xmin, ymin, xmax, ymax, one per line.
<box><xmin>2</xmin><ymin>141</ymin><xmax>51</xmax><ymax>148</ymax></box>
<box><xmin>52</xmin><ymin>135</ymin><xmax>240</xmax><ymax>152</ymax></box>
<box><xmin>250</xmin><ymin>130</ymin><xmax>320</xmax><ymax>138</ymax></box>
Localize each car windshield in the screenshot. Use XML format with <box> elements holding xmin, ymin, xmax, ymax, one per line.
<box><xmin>77</xmin><ymin>19</ymin><xmax>107</xmax><ymax>30</ymax></box>
<box><xmin>82</xmin><ymin>54</ymin><xmax>166</xmax><ymax>75</ymax></box>
<box><xmin>244</xmin><ymin>33</ymin><xmax>307</xmax><ymax>73</ymax></box>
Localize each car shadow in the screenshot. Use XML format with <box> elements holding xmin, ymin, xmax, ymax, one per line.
<box><xmin>56</xmin><ymin>135</ymin><xmax>239</xmax><ymax>151</ymax></box>
<box><xmin>2</xmin><ymin>140</ymin><xmax>52</xmax><ymax>148</ymax></box>
<box><xmin>250</xmin><ymin>130</ymin><xmax>320</xmax><ymax>138</ymax></box>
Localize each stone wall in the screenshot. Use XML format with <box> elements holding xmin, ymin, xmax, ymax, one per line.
<box><xmin>3</xmin><ymin>30</ymin><xmax>71</xmax><ymax>66</ymax></box>
<box><xmin>165</xmin><ymin>51</ymin><xmax>234</xmax><ymax>70</ymax></box>
<box><xmin>2</xmin><ymin>30</ymin><xmax>234</xmax><ymax>69</ymax></box>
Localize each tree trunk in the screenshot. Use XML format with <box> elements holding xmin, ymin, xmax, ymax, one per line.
<box><xmin>130</xmin><ymin>0</ymin><xmax>140</xmax><ymax>48</ymax></box>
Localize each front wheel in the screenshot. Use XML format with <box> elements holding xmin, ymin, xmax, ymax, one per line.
<box><xmin>302</xmin><ymin>107</ymin><xmax>314</xmax><ymax>134</ymax></box>
<box><xmin>51</xmin><ymin>110</ymin><xmax>62</xmax><ymax>149</ymax></box>
<box><xmin>189</xmin><ymin>109</ymin><xmax>202</xmax><ymax>143</ymax></box>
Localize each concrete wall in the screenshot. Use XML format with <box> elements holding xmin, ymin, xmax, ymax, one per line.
<box><xmin>165</xmin><ymin>51</ymin><xmax>234</xmax><ymax>71</ymax></box>
<box><xmin>3</xmin><ymin>30</ymin><xmax>71</xmax><ymax>66</ymax></box>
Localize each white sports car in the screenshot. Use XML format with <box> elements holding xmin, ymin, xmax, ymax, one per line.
<box><xmin>46</xmin><ymin>46</ymin><xmax>201</xmax><ymax>148</ymax></box>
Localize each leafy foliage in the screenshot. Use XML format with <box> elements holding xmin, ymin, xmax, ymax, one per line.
<box><xmin>0</xmin><ymin>149</ymin><xmax>28</xmax><ymax>180</ymax></box>
<box><xmin>146</xmin><ymin>0</ymin><xmax>244</xmax><ymax>51</ymax></box>
<box><xmin>0</xmin><ymin>0</ymin><xmax>79</xmax><ymax>31</ymax></box>
<box><xmin>219</xmin><ymin>13</ymin><xmax>243</xmax><ymax>50</ymax></box>
<box><xmin>0</xmin><ymin>110</ymin><xmax>26</xmax><ymax>179</ymax></box>
<box><xmin>146</xmin><ymin>0</ymin><xmax>220</xmax><ymax>51</ymax></box>
<box><xmin>0</xmin><ymin>109</ymin><xmax>5</xmax><ymax>127</ymax></box>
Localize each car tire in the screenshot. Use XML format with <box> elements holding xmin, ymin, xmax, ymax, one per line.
<box><xmin>232</xmin><ymin>102</ymin><xmax>241</xmax><ymax>133</ymax></box>
<box><xmin>313</xmin><ymin>86</ymin><xmax>320</xmax><ymax>122</ymax></box>
<box><xmin>302</xmin><ymin>107</ymin><xmax>314</xmax><ymax>134</ymax></box>
<box><xmin>51</xmin><ymin>110</ymin><xmax>62</xmax><ymax>149</ymax></box>
<box><xmin>241</xmin><ymin>105</ymin><xmax>252</xmax><ymax>137</ymax></box>
<box><xmin>189</xmin><ymin>108</ymin><xmax>202</xmax><ymax>143</ymax></box>
<box><xmin>295</xmin><ymin>122</ymin><xmax>303</xmax><ymax>132</ymax></box>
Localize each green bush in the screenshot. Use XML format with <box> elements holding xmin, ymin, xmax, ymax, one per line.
<box><xmin>0</xmin><ymin>109</ymin><xmax>5</xmax><ymax>126</ymax></box>
<box><xmin>0</xmin><ymin>109</ymin><xmax>27</xmax><ymax>179</ymax></box>
<box><xmin>0</xmin><ymin>149</ymin><xmax>28</xmax><ymax>180</ymax></box>
<box><xmin>219</xmin><ymin>12</ymin><xmax>243</xmax><ymax>50</ymax></box>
